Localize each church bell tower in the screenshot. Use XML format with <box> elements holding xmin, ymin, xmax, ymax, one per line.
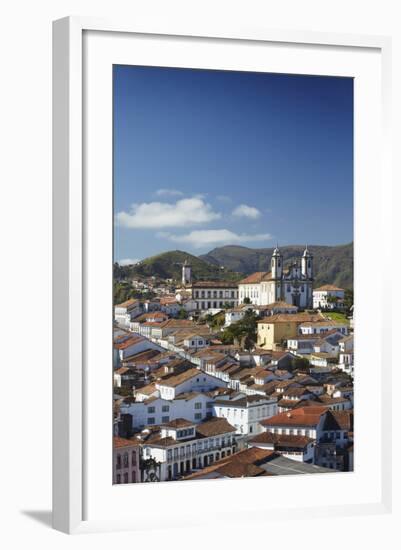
<box><xmin>182</xmin><ymin>260</ymin><xmax>192</xmax><ymax>286</ymax></box>
<box><xmin>271</xmin><ymin>246</ymin><xmax>283</xmax><ymax>280</ymax></box>
<box><xmin>301</xmin><ymin>245</ymin><xmax>313</xmax><ymax>279</ymax></box>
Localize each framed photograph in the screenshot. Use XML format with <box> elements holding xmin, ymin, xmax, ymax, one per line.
<box><xmin>53</xmin><ymin>17</ymin><xmax>392</xmax><ymax>534</ymax></box>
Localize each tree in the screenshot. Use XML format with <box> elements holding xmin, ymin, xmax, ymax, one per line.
<box><xmin>344</xmin><ymin>289</ymin><xmax>354</xmax><ymax>313</ymax></box>
<box><xmin>292</xmin><ymin>356</ymin><xmax>310</xmax><ymax>371</ymax></box>
<box><xmin>220</xmin><ymin>311</ymin><xmax>258</xmax><ymax>350</ymax></box>
<box><xmin>243</xmin><ymin>297</ymin><xmax>251</xmax><ymax>304</ymax></box>
<box><xmin>177</xmin><ymin>308</ymin><xmax>188</xmax><ymax>319</ymax></box>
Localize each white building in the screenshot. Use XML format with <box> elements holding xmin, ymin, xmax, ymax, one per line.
<box><xmin>224</xmin><ymin>305</ymin><xmax>253</xmax><ymax>327</ymax></box>
<box><xmin>190</xmin><ymin>281</ymin><xmax>239</xmax><ymax>310</ymax></box>
<box><xmin>260</xmin><ymin>406</ymin><xmax>328</xmax><ymax>441</ymax></box>
<box><xmin>212</xmin><ymin>393</ymin><xmax>278</xmax><ymax>435</ymax></box>
<box><xmin>120</xmin><ymin>391</ymin><xmax>214</xmax><ymax>430</ymax></box>
<box><xmin>114</xmin><ymin>299</ymin><xmax>142</xmax><ymax>326</ymax></box>
<box><xmin>141</xmin><ymin>417</ymin><xmax>237</xmax><ymax>481</ymax></box>
<box><xmin>298</xmin><ymin>320</ymin><xmax>348</xmax><ymax>336</ymax></box>
<box><xmin>155</xmin><ymin>367</ymin><xmax>228</xmax><ymax>400</ymax></box>
<box><xmin>238</xmin><ymin>246</ymin><xmax>313</xmax><ymax>308</ymax></box>
<box><xmin>248</xmin><ymin>431</ymin><xmax>315</xmax><ymax>463</ymax></box>
<box><xmin>113</xmin><ymin>334</ymin><xmax>163</xmax><ymax>367</ymax></box>
<box><xmin>313</xmin><ymin>285</ymin><xmax>345</xmax><ymax>310</ymax></box>
<box><xmin>338</xmin><ymin>334</ymin><xmax>354</xmax><ymax>377</ymax></box>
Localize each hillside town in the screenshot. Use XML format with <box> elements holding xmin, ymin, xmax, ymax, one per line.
<box><xmin>113</xmin><ymin>247</ymin><xmax>354</xmax><ymax>484</ymax></box>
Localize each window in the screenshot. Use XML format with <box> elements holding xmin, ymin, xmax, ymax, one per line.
<box><xmin>173</xmin><ymin>448</ymin><xmax>178</xmax><ymax>459</ymax></box>
<box><xmin>123</xmin><ymin>473</ymin><xmax>129</xmax><ymax>484</ymax></box>
<box><xmin>116</xmin><ymin>454</ymin><xmax>121</xmax><ymax>469</ymax></box>
<box><xmin>123</xmin><ymin>452</ymin><xmax>129</xmax><ymax>467</ymax></box>
<box><xmin>147</xmin><ymin>406</ymin><xmax>155</xmax><ymax>413</ymax></box>
<box><xmin>162</xmin><ymin>405</ymin><xmax>169</xmax><ymax>412</ymax></box>
<box><xmin>147</xmin><ymin>417</ymin><xmax>155</xmax><ymax>425</ymax></box>
<box><xmin>194</xmin><ymin>413</ymin><xmax>202</xmax><ymax>420</ymax></box>
<box><xmin>132</xmin><ymin>471</ymin><xmax>136</xmax><ymax>483</ymax></box>
<box><xmin>132</xmin><ymin>450</ymin><xmax>137</xmax><ymax>465</ymax></box>
<box><xmin>167</xmin><ymin>449</ymin><xmax>172</xmax><ymax>461</ymax></box>
<box><xmin>194</xmin><ymin>402</ymin><xmax>202</xmax><ymax>409</ymax></box>
<box><xmin>116</xmin><ymin>474</ymin><xmax>121</xmax><ymax>484</ymax></box>
<box><xmin>162</xmin><ymin>416</ymin><xmax>170</xmax><ymax>423</ymax></box>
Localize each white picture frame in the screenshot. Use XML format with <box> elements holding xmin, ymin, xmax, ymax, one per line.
<box><xmin>52</xmin><ymin>16</ymin><xmax>392</xmax><ymax>534</ymax></box>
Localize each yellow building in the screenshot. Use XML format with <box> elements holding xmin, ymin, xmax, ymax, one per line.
<box><xmin>257</xmin><ymin>313</ymin><xmax>324</xmax><ymax>350</ymax></box>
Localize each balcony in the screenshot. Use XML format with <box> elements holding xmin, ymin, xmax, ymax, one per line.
<box><xmin>166</xmin><ymin>442</ymin><xmax>236</xmax><ymax>462</ymax></box>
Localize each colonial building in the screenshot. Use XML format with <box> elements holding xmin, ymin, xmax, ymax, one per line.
<box><xmin>119</xmin><ymin>391</ymin><xmax>214</xmax><ymax>431</ymax></box>
<box><xmin>313</xmin><ymin>284</ymin><xmax>345</xmax><ymax>310</ymax></box>
<box><xmin>189</xmin><ymin>281</ymin><xmax>239</xmax><ymax>311</ymax></box>
<box><xmin>247</xmin><ymin>432</ymin><xmax>315</xmax><ymax>463</ymax></box>
<box><xmin>114</xmin><ymin>298</ymin><xmax>142</xmax><ymax>326</ymax></box>
<box><xmin>238</xmin><ymin>246</ymin><xmax>314</xmax><ymax>308</ymax></box>
<box><xmin>140</xmin><ymin>417</ymin><xmax>237</xmax><ymax>481</ymax></box>
<box><xmin>212</xmin><ymin>393</ymin><xmax>278</xmax><ymax>435</ymax></box>
<box><xmin>256</xmin><ymin>312</ymin><xmax>325</xmax><ymax>351</ymax></box>
<box><xmin>113</xmin><ymin>436</ymin><xmax>141</xmax><ymax>484</ymax></box>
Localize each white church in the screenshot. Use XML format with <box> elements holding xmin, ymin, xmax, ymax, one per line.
<box><xmin>238</xmin><ymin>246</ymin><xmax>314</xmax><ymax>309</ymax></box>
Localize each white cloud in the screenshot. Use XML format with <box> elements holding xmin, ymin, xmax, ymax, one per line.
<box><xmin>118</xmin><ymin>258</ymin><xmax>140</xmax><ymax>266</ymax></box>
<box><xmin>116</xmin><ymin>197</ymin><xmax>221</xmax><ymax>229</ymax></box>
<box><xmin>155</xmin><ymin>188</ymin><xmax>184</xmax><ymax>197</ymax></box>
<box><xmin>160</xmin><ymin>229</ymin><xmax>272</xmax><ymax>248</ymax></box>
<box><xmin>232</xmin><ymin>204</ymin><xmax>261</xmax><ymax>219</ymax></box>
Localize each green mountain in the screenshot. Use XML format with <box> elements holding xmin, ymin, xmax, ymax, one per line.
<box><xmin>200</xmin><ymin>243</ymin><xmax>353</xmax><ymax>290</ymax></box>
<box><xmin>115</xmin><ymin>250</ymin><xmax>241</xmax><ymax>282</ymax></box>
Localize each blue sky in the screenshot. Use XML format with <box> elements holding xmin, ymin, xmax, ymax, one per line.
<box><xmin>114</xmin><ymin>65</ymin><xmax>353</xmax><ymax>265</ymax></box>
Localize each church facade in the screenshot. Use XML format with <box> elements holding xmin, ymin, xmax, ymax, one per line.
<box><xmin>238</xmin><ymin>247</ymin><xmax>314</xmax><ymax>309</ymax></box>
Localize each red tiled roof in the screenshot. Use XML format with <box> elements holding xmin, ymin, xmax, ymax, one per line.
<box><xmin>260</xmin><ymin>406</ymin><xmax>328</xmax><ymax>428</ymax></box>
<box><xmin>238</xmin><ymin>272</ymin><xmax>268</xmax><ymax>284</ymax></box>
<box><xmin>249</xmin><ymin>432</ymin><xmax>314</xmax><ymax>449</ymax></box>
<box><xmin>114</xmin><ymin>436</ymin><xmax>140</xmax><ymax>448</ymax></box>
<box><xmin>114</xmin><ymin>336</ymin><xmax>144</xmax><ymax>350</ymax></box>
<box><xmin>195</xmin><ymin>417</ymin><xmax>236</xmax><ymax>437</ymax></box>
<box><xmin>115</xmin><ymin>299</ymin><xmax>139</xmax><ymax>308</ymax></box>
